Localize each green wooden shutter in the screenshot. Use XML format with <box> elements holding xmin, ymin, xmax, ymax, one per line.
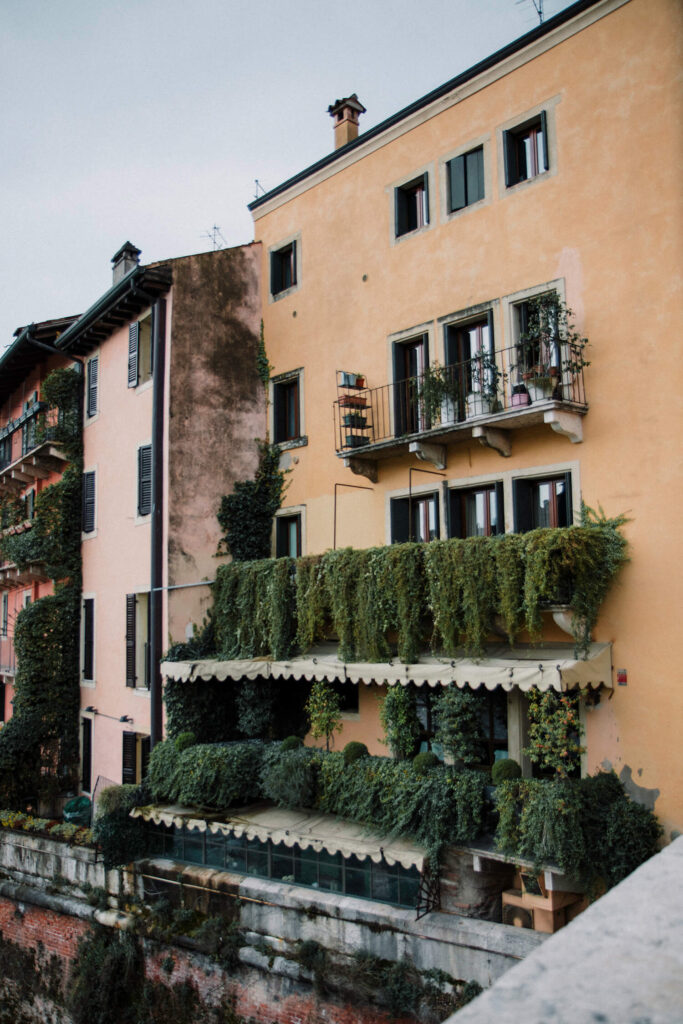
<box><xmin>128</xmin><ymin>323</ymin><xmax>139</xmax><ymax>388</ymax></box>
<box><xmin>449</xmin><ymin>155</ymin><xmax>466</xmax><ymax>212</ymax></box>
<box><xmin>390</xmin><ymin>498</ymin><xmax>410</xmax><ymax>544</ymax></box>
<box><xmin>448</xmin><ymin>489</ymin><xmax>463</xmax><ymax>539</ymax></box>
<box><xmin>125</xmin><ymin>594</ymin><xmax>136</xmax><ymax>687</ymax></box>
<box><xmin>122</xmin><ymin>731</ymin><xmax>137</xmax><ymax>784</ymax></box>
<box><xmin>540</xmin><ymin>110</ymin><xmax>549</xmax><ymax>171</ymax></box>
<box><xmin>469</xmin><ymin>146</ymin><xmax>485</xmax><ymax>203</ymax></box>
<box><xmin>513</xmin><ymin>478</ymin><xmax>533</xmax><ymax>532</ymax></box>
<box><xmin>87</xmin><ymin>356</ymin><xmax>98</xmax><ymax>417</ymax></box>
<box><xmin>140</xmin><ymin>736</ymin><xmax>151</xmax><ymax>780</ymax></box>
<box><xmin>493</xmin><ymin>482</ymin><xmax>505</xmax><ymax>536</ymax></box>
<box><xmin>82</xmin><ymin>471</ymin><xmax>96</xmax><ymax>533</ymax></box>
<box><xmin>503</xmin><ymin>130</ymin><xmax>517</xmax><ymax>187</ymax></box>
<box><xmin>81</xmin><ymin>717</ymin><xmax>92</xmax><ymax>792</ymax></box>
<box><xmin>83</xmin><ymin>598</ymin><xmax>94</xmax><ymax>680</ymax></box>
<box><xmin>422</xmin><ymin>174</ymin><xmax>430</xmax><ymax>225</ymax></box>
<box><xmin>137</xmin><ymin>445</ymin><xmax>152</xmax><ymax>516</ymax></box>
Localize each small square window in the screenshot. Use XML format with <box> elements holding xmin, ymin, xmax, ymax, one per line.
<box><xmin>273</xmin><ymin>375</ymin><xmax>301</xmax><ymax>444</ymax></box>
<box><xmin>276</xmin><ymin>513</ymin><xmax>302</xmax><ymax>558</ymax></box>
<box><xmin>447</xmin><ymin>146</ymin><xmax>484</xmax><ymax>212</ymax></box>
<box><xmin>270</xmin><ymin>242</ymin><xmax>297</xmax><ymax>296</ymax></box>
<box><xmin>504</xmin><ymin>112</ymin><xmax>548</xmax><ymax>187</ymax></box>
<box><xmin>390</xmin><ymin>493</ymin><xmax>439</xmax><ymax>544</ymax></box>
<box><xmin>395</xmin><ymin>174</ymin><xmax>429</xmax><ymax>237</ymax></box>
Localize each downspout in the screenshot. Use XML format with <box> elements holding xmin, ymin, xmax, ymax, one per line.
<box><xmin>150</xmin><ymin>298</ymin><xmax>166</xmax><ymax>747</ymax></box>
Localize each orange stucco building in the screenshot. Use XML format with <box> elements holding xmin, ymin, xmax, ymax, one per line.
<box><xmin>249</xmin><ymin>0</ymin><xmax>683</xmax><ymax>838</ymax></box>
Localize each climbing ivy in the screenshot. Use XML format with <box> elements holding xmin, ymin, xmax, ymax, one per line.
<box><xmin>216</xmin><ymin>441</ymin><xmax>286</xmax><ymax>562</ymax></box>
<box><xmin>0</xmin><ymin>366</ymin><xmax>82</xmax><ymax>807</ymax></box>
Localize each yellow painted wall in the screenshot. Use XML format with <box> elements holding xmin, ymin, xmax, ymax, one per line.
<box><xmin>254</xmin><ymin>0</ymin><xmax>683</xmax><ymax>838</ymax></box>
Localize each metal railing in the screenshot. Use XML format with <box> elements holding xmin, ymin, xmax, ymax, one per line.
<box><xmin>334</xmin><ymin>341</ymin><xmax>587</xmax><ymax>453</ymax></box>
<box><xmin>0</xmin><ymin>403</ymin><xmax>73</xmax><ymax>472</ymax></box>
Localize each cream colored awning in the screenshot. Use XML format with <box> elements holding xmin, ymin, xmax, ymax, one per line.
<box><xmin>161</xmin><ymin>642</ymin><xmax>611</xmax><ymax>693</ymax></box>
<box><xmin>131</xmin><ymin>802</ymin><xmax>425</xmax><ymax>871</ymax></box>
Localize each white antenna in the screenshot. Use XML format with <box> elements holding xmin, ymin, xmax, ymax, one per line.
<box><xmin>516</xmin><ymin>0</ymin><xmax>544</xmax><ymax>24</ymax></box>
<box><xmin>254</xmin><ymin>179</ymin><xmax>267</xmax><ymax>199</ymax></box>
<box><xmin>200</xmin><ymin>225</ymin><xmax>228</xmax><ymax>251</ymax></box>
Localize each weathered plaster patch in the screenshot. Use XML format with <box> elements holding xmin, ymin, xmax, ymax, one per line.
<box><xmin>619</xmin><ymin>765</ymin><xmax>660</xmax><ymax>812</ymax></box>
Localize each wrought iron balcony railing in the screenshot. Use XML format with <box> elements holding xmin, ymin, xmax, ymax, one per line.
<box><xmin>334</xmin><ymin>341</ymin><xmax>587</xmax><ymax>454</ymax></box>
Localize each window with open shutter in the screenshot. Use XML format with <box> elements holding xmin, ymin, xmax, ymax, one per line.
<box><xmin>87</xmin><ymin>356</ymin><xmax>99</xmax><ymax>417</ymax></box>
<box><xmin>513</xmin><ymin>473</ymin><xmax>573</xmax><ymax>531</ymax></box>
<box><xmin>128</xmin><ymin>323</ymin><xmax>139</xmax><ymax>388</ymax></box>
<box><xmin>81</xmin><ymin>717</ymin><xmax>92</xmax><ymax>792</ymax></box>
<box><xmin>82</xmin><ymin>471</ymin><xmax>96</xmax><ymax>533</ymax></box>
<box><xmin>137</xmin><ymin>445</ymin><xmax>152</xmax><ymax>516</ymax></box>
<box><xmin>125</xmin><ymin>593</ymin><xmax>136</xmax><ymax>687</ymax></box>
<box><xmin>83</xmin><ymin>598</ymin><xmax>94</xmax><ymax>680</ymax></box>
<box><xmin>448</xmin><ymin>147</ymin><xmax>484</xmax><ymax>212</ymax></box>
<box><xmin>504</xmin><ymin>113</ymin><xmax>548</xmax><ymax>187</ymax></box>
<box><xmin>122</xmin><ymin>731</ymin><xmax>137</xmax><ymax>784</ymax></box>
<box><xmin>395</xmin><ymin>174</ymin><xmax>429</xmax><ymax>237</ymax></box>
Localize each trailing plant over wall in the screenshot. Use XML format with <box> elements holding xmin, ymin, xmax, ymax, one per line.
<box><xmin>216</xmin><ymin>441</ymin><xmax>286</xmax><ymax>562</ymax></box>
<box><xmin>255</xmin><ymin>319</ymin><xmax>272</xmax><ymax>388</ymax></box>
<box><xmin>211</xmin><ymin>518</ymin><xmax>627</xmax><ymax>663</ymax></box>
<box><xmin>0</xmin><ymin>366</ymin><xmax>82</xmax><ymax>807</ymax></box>
<box><xmin>433</xmin><ymin>687</ymin><xmax>486</xmax><ymax>766</ymax></box>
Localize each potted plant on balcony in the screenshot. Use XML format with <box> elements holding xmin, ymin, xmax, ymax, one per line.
<box><xmin>419</xmin><ymin>362</ymin><xmax>459</xmax><ymax>426</ymax></box>
<box><xmin>517</xmin><ymin>293</ymin><xmax>589</xmax><ymax>403</ymax></box>
<box><xmin>466</xmin><ymin>350</ymin><xmax>503</xmax><ymax>418</ymax></box>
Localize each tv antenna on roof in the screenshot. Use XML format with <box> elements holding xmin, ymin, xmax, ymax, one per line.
<box><xmin>516</xmin><ymin>0</ymin><xmax>544</xmax><ymax>24</ymax></box>
<box><xmin>201</xmin><ymin>225</ymin><xmax>227</xmax><ymax>250</ymax></box>
<box><xmin>254</xmin><ymin>179</ymin><xmax>267</xmax><ymax>199</ymax></box>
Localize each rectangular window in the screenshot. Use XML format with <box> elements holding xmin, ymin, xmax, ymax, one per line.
<box><xmin>273</xmin><ymin>376</ymin><xmax>301</xmax><ymax>443</ymax></box>
<box><xmin>504</xmin><ymin>112</ymin><xmax>548</xmax><ymax>187</ymax></box>
<box><xmin>449</xmin><ymin>484</ymin><xmax>504</xmax><ymax>538</ymax></box>
<box><xmin>271</xmin><ymin>242</ymin><xmax>297</xmax><ymax>296</ymax></box>
<box><xmin>445</xmin><ymin>312</ymin><xmax>495</xmax><ymax>416</ymax></box>
<box><xmin>1</xmin><ymin>593</ymin><xmax>7</xmax><ymax>636</ymax></box>
<box><xmin>82</xmin><ymin>598</ymin><xmax>94</xmax><ymax>681</ymax></box>
<box><xmin>276</xmin><ymin>514</ymin><xmax>302</xmax><ymax>558</ymax></box>
<box><xmin>137</xmin><ymin>445</ymin><xmax>152</xmax><ymax>516</ymax></box>
<box><xmin>128</xmin><ymin>316</ymin><xmax>153</xmax><ymax>388</ymax></box>
<box><xmin>81</xmin><ymin>717</ymin><xmax>92</xmax><ymax>793</ymax></box>
<box><xmin>126</xmin><ymin>592</ymin><xmax>150</xmax><ymax>688</ymax></box>
<box><xmin>0</xmin><ymin>681</ymin><xmax>5</xmax><ymax>724</ymax></box>
<box><xmin>393</xmin><ymin>334</ymin><xmax>428</xmax><ymax>435</ymax></box>
<box><xmin>395</xmin><ymin>174</ymin><xmax>429</xmax><ymax>237</ymax></box>
<box><xmin>82</xmin><ymin>471</ymin><xmax>96</xmax><ymax>534</ymax></box>
<box><xmin>391</xmin><ymin>493</ymin><xmax>439</xmax><ymax>544</ymax></box>
<box><xmin>448</xmin><ymin>146</ymin><xmax>484</xmax><ymax>212</ymax></box>
<box><xmin>25</xmin><ymin>489</ymin><xmax>35</xmax><ymax>521</ymax></box>
<box><xmin>513</xmin><ymin>473</ymin><xmax>573</xmax><ymax>531</ymax></box>
<box><xmin>86</xmin><ymin>356</ymin><xmax>99</xmax><ymax>417</ymax></box>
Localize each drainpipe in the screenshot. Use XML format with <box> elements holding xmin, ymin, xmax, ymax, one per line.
<box><xmin>149</xmin><ymin>298</ymin><xmax>166</xmax><ymax>748</ymax></box>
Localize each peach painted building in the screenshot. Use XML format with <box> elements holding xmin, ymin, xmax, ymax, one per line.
<box><xmin>54</xmin><ymin>242</ymin><xmax>263</xmax><ymax>795</ymax></box>
<box><xmin>0</xmin><ymin>317</ymin><xmax>78</xmax><ymax>727</ymax></box>
<box><xmin>249</xmin><ymin>0</ymin><xmax>682</xmax><ymax>838</ymax></box>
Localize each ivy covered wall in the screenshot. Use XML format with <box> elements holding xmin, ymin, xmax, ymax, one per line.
<box><xmin>0</xmin><ymin>367</ymin><xmax>83</xmax><ymax>807</ymax></box>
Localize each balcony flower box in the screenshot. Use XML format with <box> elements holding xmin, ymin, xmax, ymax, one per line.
<box><xmin>339</xmin><ymin>394</ymin><xmax>367</xmax><ymax>409</ymax></box>
<box><xmin>342</xmin><ymin>413</ymin><xmax>368</xmax><ymax>428</ymax></box>
<box><xmin>344</xmin><ymin>434</ymin><xmax>370</xmax><ymax>449</ymax></box>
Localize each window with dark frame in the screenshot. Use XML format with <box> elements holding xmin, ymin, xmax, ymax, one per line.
<box><xmin>513</xmin><ymin>473</ymin><xmax>573</xmax><ymax>532</ymax></box>
<box><xmin>390</xmin><ymin>492</ymin><xmax>440</xmax><ymax>544</ymax></box>
<box><xmin>447</xmin><ymin>146</ymin><xmax>484</xmax><ymax>212</ymax></box>
<box><xmin>393</xmin><ymin>334</ymin><xmax>428</xmax><ymax>436</ymax></box>
<box><xmin>395</xmin><ymin>174</ymin><xmax>429</xmax><ymax>236</ymax></box>
<box><xmin>504</xmin><ymin>112</ymin><xmax>549</xmax><ymax>187</ymax></box>
<box><xmin>275</xmin><ymin>513</ymin><xmax>302</xmax><ymax>558</ymax></box>
<box><xmin>270</xmin><ymin>242</ymin><xmax>297</xmax><ymax>296</ymax></box>
<box><xmin>1</xmin><ymin>593</ymin><xmax>8</xmax><ymax>636</ymax></box>
<box><xmin>82</xmin><ymin>598</ymin><xmax>94</xmax><ymax>681</ymax></box>
<box><xmin>273</xmin><ymin>376</ymin><xmax>301</xmax><ymax>444</ymax></box>
<box><xmin>444</xmin><ymin>312</ymin><xmax>494</xmax><ymax>417</ymax></box>
<box><xmin>449</xmin><ymin>483</ymin><xmax>504</xmax><ymax>539</ymax></box>
<box><xmin>137</xmin><ymin>444</ymin><xmax>152</xmax><ymax>516</ymax></box>
<box><xmin>81</xmin><ymin>717</ymin><xmax>92</xmax><ymax>792</ymax></box>
<box><xmin>82</xmin><ymin>471</ymin><xmax>96</xmax><ymax>534</ymax></box>
<box><xmin>86</xmin><ymin>355</ymin><xmax>99</xmax><ymax>417</ymax></box>
<box><xmin>122</xmin><ymin>730</ymin><xmax>137</xmax><ymax>785</ymax></box>
<box><xmin>125</xmin><ymin>592</ymin><xmax>150</xmax><ymax>689</ymax></box>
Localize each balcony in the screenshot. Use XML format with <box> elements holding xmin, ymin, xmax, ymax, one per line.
<box><xmin>0</xmin><ymin>404</ymin><xmax>71</xmax><ymax>497</ymax></box>
<box><xmin>333</xmin><ymin>342</ymin><xmax>587</xmax><ymax>473</ymax></box>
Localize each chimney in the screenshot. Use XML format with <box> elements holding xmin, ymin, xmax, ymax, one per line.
<box><xmin>327</xmin><ymin>94</ymin><xmax>366</xmax><ymax>150</ymax></box>
<box><xmin>111</xmin><ymin>241</ymin><xmax>141</xmax><ymax>284</ymax></box>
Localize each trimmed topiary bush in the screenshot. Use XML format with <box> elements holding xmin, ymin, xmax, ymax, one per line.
<box><xmin>280</xmin><ymin>735</ymin><xmax>304</xmax><ymax>752</ymax></box>
<box><xmin>491</xmin><ymin>758</ymin><xmax>522</xmax><ymax>784</ymax></box>
<box><xmin>260</xmin><ymin>745</ymin><xmax>318</xmax><ymax>809</ymax></box>
<box><xmin>412</xmin><ymin>751</ymin><xmax>440</xmax><ymax>773</ymax></box>
<box><xmin>343</xmin><ymin>741</ymin><xmax>369</xmax><ymax>765</ymax></box>
<box><xmin>174</xmin><ymin>731</ymin><xmax>196</xmax><ymax>753</ymax></box>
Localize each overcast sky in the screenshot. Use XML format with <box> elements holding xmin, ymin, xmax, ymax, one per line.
<box><xmin>1</xmin><ymin>0</ymin><xmax>575</xmax><ymax>348</ymax></box>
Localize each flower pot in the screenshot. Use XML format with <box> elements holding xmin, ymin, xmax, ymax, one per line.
<box><xmin>511</xmin><ymin>391</ymin><xmax>530</xmax><ymax>407</ymax></box>
<box><xmin>525</xmin><ymin>378</ymin><xmax>554</xmax><ymax>402</ymax></box>
<box><xmin>440</xmin><ymin>396</ymin><xmax>458</xmax><ymax>425</ymax></box>
<box><xmin>466</xmin><ymin>393</ymin><xmax>493</xmax><ymax>418</ymax></box>
<box><xmin>345</xmin><ymin>434</ymin><xmax>370</xmax><ymax>449</ymax></box>
<box><xmin>338</xmin><ymin>394</ymin><xmax>367</xmax><ymax>408</ymax></box>
<box><xmin>342</xmin><ymin>413</ymin><xmax>367</xmax><ymax>428</ymax></box>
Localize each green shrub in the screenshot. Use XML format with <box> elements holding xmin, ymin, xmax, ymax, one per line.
<box><xmin>93</xmin><ymin>786</ymin><xmax>147</xmax><ymax>870</ymax></box>
<box><xmin>379</xmin><ymin>686</ymin><xmax>420</xmax><ymax>760</ymax></box>
<box><xmin>174</xmin><ymin>732</ymin><xmax>196</xmax><ymax>753</ymax></box>
<box><xmin>602</xmin><ymin>796</ymin><xmax>662</xmax><ymax>887</ymax></box>
<box><xmin>96</xmin><ymin>784</ymin><xmax>139</xmax><ymax>819</ymax></box>
<box><xmin>280</xmin><ymin>735</ymin><xmax>303</xmax><ymax>752</ymax></box>
<box><xmin>68</xmin><ymin>927</ymin><xmax>143</xmax><ymax>1024</ymax></box>
<box><xmin>433</xmin><ymin>687</ymin><xmax>485</xmax><ymax>765</ymax></box>
<box><xmin>412</xmin><ymin>751</ymin><xmax>440</xmax><ymax>773</ymax></box>
<box><xmin>260</xmin><ymin>745</ymin><xmax>318</xmax><ymax>809</ymax></box>
<box><xmin>173</xmin><ymin>742</ymin><xmax>265</xmax><ymax>809</ymax></box>
<box><xmin>235</xmin><ymin>679</ymin><xmax>275</xmax><ymax>738</ymax></box>
<box><xmin>343</xmin><ymin>741</ymin><xmax>369</xmax><ymax>765</ymax></box>
<box><xmin>305</xmin><ymin>680</ymin><xmax>342</xmax><ymax>752</ymax></box>
<box><xmin>147</xmin><ymin>740</ymin><xmax>182</xmax><ymax>802</ymax></box>
<box><xmin>491</xmin><ymin>758</ymin><xmax>522</xmax><ymax>784</ymax></box>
